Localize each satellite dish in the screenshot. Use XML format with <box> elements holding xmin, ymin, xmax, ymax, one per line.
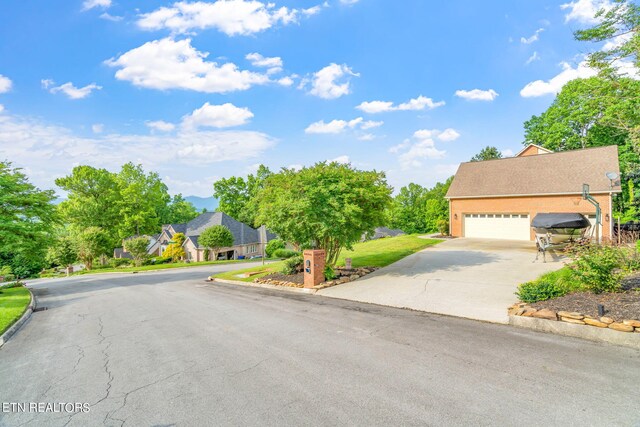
<box><xmin>606</xmin><ymin>172</ymin><xmax>619</xmax><ymax>180</ymax></box>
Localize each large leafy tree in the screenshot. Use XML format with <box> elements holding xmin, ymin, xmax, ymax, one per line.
<box><xmin>198</xmin><ymin>226</ymin><xmax>234</xmax><ymax>261</ymax></box>
<box><xmin>0</xmin><ymin>161</ymin><xmax>57</xmax><ymax>277</ymax></box>
<box><xmin>388</xmin><ymin>183</ymin><xmax>429</xmax><ymax>233</ymax></box>
<box><xmin>46</xmin><ymin>235</ymin><xmax>78</xmax><ymax>274</ymax></box>
<box><xmin>470</xmin><ymin>146</ymin><xmax>502</xmax><ymax>162</ymax></box>
<box><xmin>254</xmin><ymin>162</ymin><xmax>392</xmax><ymax>266</ymax></box>
<box><xmin>74</xmin><ymin>226</ymin><xmax>110</xmax><ymax>270</ymax></box>
<box><xmin>424</xmin><ymin>177</ymin><xmax>453</xmax><ymax>232</ymax></box>
<box><xmin>213</xmin><ymin>165</ymin><xmax>272</xmax><ymax>226</ymax></box>
<box><xmin>160</xmin><ymin>194</ymin><xmax>199</xmax><ymax>224</ymax></box>
<box><xmin>124</xmin><ymin>236</ymin><xmax>150</xmax><ymax>266</ymax></box>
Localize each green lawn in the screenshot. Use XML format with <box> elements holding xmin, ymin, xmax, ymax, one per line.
<box><xmin>0</xmin><ymin>285</ymin><xmax>31</xmax><ymax>335</ymax></box>
<box><xmin>42</xmin><ymin>258</ymin><xmax>263</xmax><ymax>278</ymax></box>
<box><xmin>214</xmin><ymin>235</ymin><xmax>442</xmax><ymax>283</ymax></box>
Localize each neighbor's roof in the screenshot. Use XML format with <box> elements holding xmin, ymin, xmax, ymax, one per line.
<box><xmin>446</xmin><ymin>145</ymin><xmax>621</xmax><ymax>199</ymax></box>
<box><xmin>184</xmin><ymin>211</ymin><xmax>260</xmax><ymax>247</ymax></box>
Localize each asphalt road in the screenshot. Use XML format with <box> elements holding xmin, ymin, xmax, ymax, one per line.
<box><xmin>1</xmin><ymin>265</ymin><xmax>639</xmax><ymax>426</ymax></box>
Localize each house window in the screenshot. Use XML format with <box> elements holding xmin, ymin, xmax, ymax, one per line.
<box><xmin>248</xmin><ymin>244</ymin><xmax>257</xmax><ymax>253</ymax></box>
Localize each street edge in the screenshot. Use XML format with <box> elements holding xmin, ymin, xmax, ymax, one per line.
<box><xmin>212</xmin><ymin>278</ymin><xmax>317</xmax><ymax>294</ymax></box>
<box><xmin>0</xmin><ymin>286</ymin><xmax>36</xmax><ymax>349</ymax></box>
<box><xmin>509</xmin><ymin>315</ymin><xmax>640</xmax><ymax>350</ymax></box>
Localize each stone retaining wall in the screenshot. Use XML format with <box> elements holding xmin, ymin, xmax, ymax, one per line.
<box><xmin>509</xmin><ymin>303</ymin><xmax>640</xmax><ymax>334</ymax></box>
<box><xmin>254</xmin><ymin>267</ymin><xmax>379</xmax><ymax>290</ymax></box>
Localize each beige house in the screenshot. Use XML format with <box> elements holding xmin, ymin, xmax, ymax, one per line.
<box><xmin>446</xmin><ymin>144</ymin><xmax>622</xmax><ymax>241</ymax></box>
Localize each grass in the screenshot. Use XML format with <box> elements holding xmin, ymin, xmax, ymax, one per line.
<box><xmin>42</xmin><ymin>258</ymin><xmax>264</xmax><ymax>278</ymax></box>
<box><xmin>516</xmin><ymin>267</ymin><xmax>582</xmax><ymax>303</ymax></box>
<box><xmin>214</xmin><ymin>234</ymin><xmax>442</xmax><ymax>283</ymax></box>
<box><xmin>0</xmin><ymin>285</ymin><xmax>31</xmax><ymax>335</ymax></box>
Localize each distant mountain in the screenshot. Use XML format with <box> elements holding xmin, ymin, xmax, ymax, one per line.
<box><xmin>185</xmin><ymin>196</ymin><xmax>219</xmax><ymax>212</ymax></box>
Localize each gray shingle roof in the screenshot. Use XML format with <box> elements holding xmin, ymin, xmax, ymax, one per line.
<box><xmin>183</xmin><ymin>212</ymin><xmax>260</xmax><ymax>248</ymax></box>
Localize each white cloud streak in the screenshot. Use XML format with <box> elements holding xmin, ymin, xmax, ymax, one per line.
<box><xmin>454</xmin><ymin>89</ymin><xmax>499</xmax><ymax>101</ymax></box>
<box><xmin>356</xmin><ymin>95</ymin><xmax>445</xmax><ymax>114</ymax></box>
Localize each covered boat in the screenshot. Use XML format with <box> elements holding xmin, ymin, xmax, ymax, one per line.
<box><xmin>532</xmin><ymin>213</ymin><xmax>591</xmax><ymax>245</ymax></box>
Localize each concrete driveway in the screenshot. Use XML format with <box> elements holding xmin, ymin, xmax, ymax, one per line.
<box><xmin>318</xmin><ymin>238</ymin><xmax>565</xmax><ymax>323</ymax></box>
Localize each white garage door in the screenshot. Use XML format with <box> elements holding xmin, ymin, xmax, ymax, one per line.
<box><xmin>463</xmin><ymin>213</ymin><xmax>531</xmax><ymax>241</ymax></box>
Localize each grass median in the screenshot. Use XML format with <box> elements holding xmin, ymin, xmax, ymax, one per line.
<box><xmin>214</xmin><ymin>234</ymin><xmax>442</xmax><ymax>283</ymax></box>
<box><xmin>0</xmin><ymin>285</ymin><xmax>31</xmax><ymax>336</ymax></box>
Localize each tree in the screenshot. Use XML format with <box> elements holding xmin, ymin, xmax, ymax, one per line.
<box><xmin>523</xmin><ymin>76</ymin><xmax>640</xmax><ymax>219</ymax></box>
<box><xmin>388</xmin><ymin>183</ymin><xmax>428</xmax><ymax>233</ymax></box>
<box><xmin>199</xmin><ymin>226</ymin><xmax>234</xmax><ymax>261</ymax></box>
<box><xmin>265</xmin><ymin>238</ymin><xmax>285</xmax><ymax>258</ymax></box>
<box><xmin>46</xmin><ymin>236</ymin><xmax>78</xmax><ymax>275</ymax></box>
<box><xmin>124</xmin><ymin>236</ymin><xmax>150</xmax><ymax>267</ymax></box>
<box><xmin>56</xmin><ymin>166</ymin><xmax>122</xmax><ymax>245</ymax></box>
<box><xmin>424</xmin><ymin>177</ymin><xmax>453</xmax><ymax>232</ymax></box>
<box><xmin>575</xmin><ymin>0</ymin><xmax>639</xmax><ymax>77</ymax></box>
<box><xmin>213</xmin><ymin>165</ymin><xmax>272</xmax><ymax>226</ymax></box>
<box><xmin>254</xmin><ymin>162</ymin><xmax>392</xmax><ymax>266</ymax></box>
<box><xmin>470</xmin><ymin>146</ymin><xmax>502</xmax><ymax>162</ymax></box>
<box><xmin>1</xmin><ymin>161</ymin><xmax>57</xmax><ymax>277</ymax></box>
<box><xmin>163</xmin><ymin>233</ymin><xmax>186</xmax><ymax>262</ymax></box>
<box><xmin>74</xmin><ymin>227</ymin><xmax>110</xmax><ymax>270</ymax></box>
<box><xmin>161</xmin><ymin>194</ymin><xmax>199</xmax><ymax>224</ymax></box>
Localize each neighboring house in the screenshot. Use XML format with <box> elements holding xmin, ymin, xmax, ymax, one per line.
<box><xmin>362</xmin><ymin>227</ymin><xmax>405</xmax><ymax>241</ymax></box>
<box><xmin>157</xmin><ymin>211</ymin><xmax>275</xmax><ymax>262</ymax></box>
<box><xmin>446</xmin><ymin>144</ymin><xmax>622</xmax><ymax>241</ymax></box>
<box><xmin>114</xmin><ymin>234</ymin><xmax>160</xmax><ymax>259</ymax></box>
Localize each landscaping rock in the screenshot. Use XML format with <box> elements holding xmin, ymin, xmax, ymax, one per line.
<box><xmin>600</xmin><ymin>317</ymin><xmax>615</xmax><ymax>324</ymax></box>
<box><xmin>583</xmin><ymin>318</ymin><xmax>609</xmax><ymax>328</ymax></box>
<box><xmin>557</xmin><ymin>311</ymin><xmax>584</xmax><ymax>320</ymax></box>
<box><xmin>560</xmin><ymin>317</ymin><xmax>586</xmax><ymax>325</ymax></box>
<box><xmin>532</xmin><ymin>309</ymin><xmax>557</xmax><ymax>320</ymax></box>
<box><xmin>608</xmin><ymin>322</ymin><xmax>634</xmax><ymax>332</ymax></box>
<box><xmin>622</xmin><ymin>319</ymin><xmax>640</xmax><ymax>328</ymax></box>
<box><xmin>522</xmin><ymin>308</ymin><xmax>537</xmax><ymax>317</ymax></box>
<box><xmin>349</xmin><ymin>274</ymin><xmax>360</xmax><ymax>281</ymax></box>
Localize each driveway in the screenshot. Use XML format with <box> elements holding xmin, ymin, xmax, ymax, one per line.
<box><xmin>318</xmin><ymin>238</ymin><xmax>564</xmax><ymax>323</ymax></box>
<box><xmin>1</xmin><ymin>266</ymin><xmax>639</xmax><ymax>426</ymax></box>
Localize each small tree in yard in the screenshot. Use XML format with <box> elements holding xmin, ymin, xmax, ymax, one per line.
<box><xmin>199</xmin><ymin>225</ymin><xmax>234</xmax><ymax>261</ymax></box>
<box><xmin>254</xmin><ymin>162</ymin><xmax>392</xmax><ymax>267</ymax></box>
<box><xmin>124</xmin><ymin>236</ymin><xmax>150</xmax><ymax>267</ymax></box>
<box><xmin>163</xmin><ymin>232</ymin><xmax>186</xmax><ymax>262</ymax></box>
<box><xmin>75</xmin><ymin>227</ymin><xmax>110</xmax><ymax>270</ymax></box>
<box><xmin>46</xmin><ymin>236</ymin><xmax>78</xmax><ymax>275</ymax></box>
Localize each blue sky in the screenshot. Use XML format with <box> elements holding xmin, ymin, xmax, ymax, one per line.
<box><xmin>0</xmin><ymin>0</ymin><xmax>614</xmax><ymax>196</ymax></box>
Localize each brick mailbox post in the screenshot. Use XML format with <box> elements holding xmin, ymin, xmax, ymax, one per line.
<box><xmin>303</xmin><ymin>249</ymin><xmax>325</xmax><ymax>288</ymax></box>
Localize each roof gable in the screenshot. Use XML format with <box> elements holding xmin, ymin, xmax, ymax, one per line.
<box><xmin>446</xmin><ymin>145</ymin><xmax>621</xmax><ymax>199</ymax></box>
<box><xmin>184</xmin><ymin>211</ymin><xmax>260</xmax><ymax>246</ymax></box>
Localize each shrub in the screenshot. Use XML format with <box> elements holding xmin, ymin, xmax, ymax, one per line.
<box><xmin>324</xmin><ymin>265</ymin><xmax>337</xmax><ymax>280</ymax></box>
<box><xmin>266</xmin><ymin>239</ymin><xmax>286</xmax><ymax>258</ymax></box>
<box><xmin>436</xmin><ymin>218</ymin><xmax>449</xmax><ymax>236</ymax></box>
<box><xmin>569</xmin><ymin>244</ymin><xmax>627</xmax><ymax>293</ymax></box>
<box><xmin>516</xmin><ymin>268</ymin><xmax>581</xmax><ymax>303</ymax></box>
<box><xmin>149</xmin><ymin>256</ymin><xmax>172</xmax><ymax>265</ymax></box>
<box><xmin>273</xmin><ymin>249</ymin><xmax>299</xmax><ymax>259</ymax></box>
<box><xmin>281</xmin><ymin>255</ymin><xmax>303</xmax><ymax>275</ymax></box>
<box><xmin>109</xmin><ymin>258</ymin><xmax>132</xmax><ymax>268</ymax></box>
<box><xmin>0</xmin><ymin>266</ymin><xmax>14</xmax><ymax>282</ymax></box>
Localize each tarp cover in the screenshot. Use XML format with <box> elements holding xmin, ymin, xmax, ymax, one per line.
<box><xmin>531</xmin><ymin>213</ymin><xmax>590</xmax><ymax>229</ymax></box>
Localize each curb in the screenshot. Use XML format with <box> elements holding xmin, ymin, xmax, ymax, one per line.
<box><xmin>211</xmin><ymin>278</ymin><xmax>317</xmax><ymax>295</ymax></box>
<box><xmin>0</xmin><ymin>286</ymin><xmax>36</xmax><ymax>349</ymax></box>
<box><xmin>509</xmin><ymin>315</ymin><xmax>640</xmax><ymax>350</ymax></box>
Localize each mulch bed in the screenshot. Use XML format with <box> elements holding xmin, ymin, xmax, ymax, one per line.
<box><xmin>261</xmin><ymin>272</ymin><xmax>304</xmax><ymax>285</ymax></box>
<box><xmin>531</xmin><ymin>290</ymin><xmax>640</xmax><ymax>322</ymax></box>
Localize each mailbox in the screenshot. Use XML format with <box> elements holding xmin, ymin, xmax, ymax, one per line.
<box><xmin>303</xmin><ymin>250</ymin><xmax>325</xmax><ymax>288</ymax></box>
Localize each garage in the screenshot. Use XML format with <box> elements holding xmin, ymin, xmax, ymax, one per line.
<box><xmin>463</xmin><ymin>213</ymin><xmax>531</xmax><ymax>240</ymax></box>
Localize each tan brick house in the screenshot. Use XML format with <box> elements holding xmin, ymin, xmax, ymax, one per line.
<box><xmin>445</xmin><ymin>145</ymin><xmax>622</xmax><ymax>241</ymax></box>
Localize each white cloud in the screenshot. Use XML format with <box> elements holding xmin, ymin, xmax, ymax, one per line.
<box><xmin>0</xmin><ymin>111</ymin><xmax>276</xmax><ymax>191</ymax></box>
<box><xmin>137</xmin><ymin>0</ymin><xmax>320</xmax><ymax>36</ymax></box>
<box><xmin>356</xmin><ymin>95</ymin><xmax>445</xmax><ymax>113</ymax></box>
<box><xmin>454</xmin><ymin>89</ymin><xmax>498</xmax><ymax>101</ymax></box>
<box><xmin>438</xmin><ymin>128</ymin><xmax>461</xmax><ymax>142</ymax></box>
<box><xmin>181</xmin><ymin>102</ymin><xmax>254</xmax><ymax>129</ymax></box>
<box><xmin>277</xmin><ymin>76</ymin><xmax>294</xmax><ymax>86</ymax></box>
<box><xmin>82</xmin><ymin>0</ymin><xmax>111</xmax><ymax>11</ymax></box>
<box><xmin>146</xmin><ymin>120</ymin><xmax>176</xmax><ymax>132</ymax></box>
<box><xmin>106</xmin><ymin>38</ymin><xmax>271</xmax><ymax>94</ymax></box>
<box><xmin>392</xmin><ymin>130</ymin><xmax>447</xmax><ymax>169</ymax></box>
<box><xmin>48</xmin><ymin>82</ymin><xmax>102</xmax><ymax>99</ymax></box>
<box><xmin>561</xmin><ymin>0</ymin><xmax>613</xmax><ymax>23</ymax></box>
<box><xmin>0</xmin><ymin>75</ymin><xmax>13</xmax><ymax>93</ymax></box>
<box><xmin>305</xmin><ymin>117</ymin><xmax>364</xmax><ymax>134</ymax></box>
<box><xmin>163</xmin><ymin>174</ymin><xmax>220</xmax><ymax>197</ymax></box>
<box><xmin>525</xmin><ymin>51</ymin><xmax>541</xmax><ymax>65</ymax></box>
<box><xmin>358</xmin><ymin>133</ymin><xmax>375</xmax><ymax>141</ymax></box>
<box><xmin>340</xmin><ymin>0</ymin><xmax>360</xmax><ymax>4</ymax></box>
<box><xmin>0</xmin><ymin>105</ymin><xmax>4</xmax><ymax>114</ymax></box>
<box><xmin>331</xmin><ymin>155</ymin><xmax>350</xmax><ymax>164</ymax></box>
<box><xmin>92</xmin><ymin>123</ymin><xmax>104</xmax><ymax>133</ymax></box>
<box><xmin>246</xmin><ymin>52</ymin><xmax>283</xmax><ymax>71</ymax></box>
<box><xmin>521</xmin><ymin>28</ymin><xmax>544</xmax><ymax>44</ymax></box>
<box><xmin>100</xmin><ymin>13</ymin><xmax>123</xmax><ymax>22</ymax></box>
<box><xmin>361</xmin><ymin>120</ymin><xmax>383</xmax><ymax>130</ymax></box>
<box><xmin>520</xmin><ymin>60</ymin><xmax>597</xmax><ymax>97</ymax></box>
<box><xmin>305</xmin><ymin>63</ymin><xmax>358</xmax><ymax>99</ymax></box>
<box><xmin>501</xmin><ymin>149</ymin><xmax>514</xmax><ymax>157</ymax></box>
